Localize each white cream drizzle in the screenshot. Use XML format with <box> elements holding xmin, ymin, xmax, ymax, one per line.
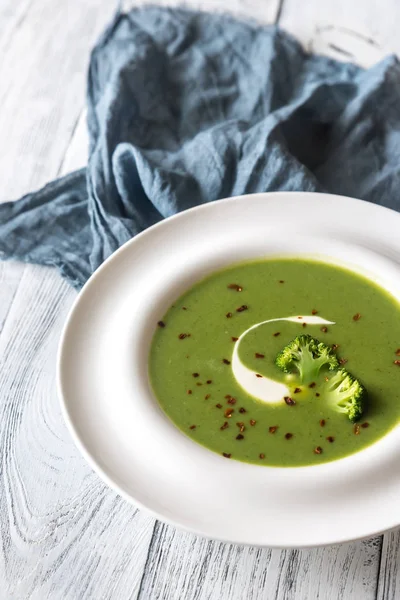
<box><xmin>231</xmin><ymin>316</ymin><xmax>335</xmax><ymax>404</ymax></box>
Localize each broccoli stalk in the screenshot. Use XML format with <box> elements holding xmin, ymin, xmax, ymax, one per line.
<box><xmin>323</xmin><ymin>369</ymin><xmax>366</xmax><ymax>422</ymax></box>
<box><xmin>275</xmin><ymin>334</ymin><xmax>339</xmax><ymax>383</ymax></box>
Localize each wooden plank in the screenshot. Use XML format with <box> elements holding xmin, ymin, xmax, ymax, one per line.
<box><xmin>0</xmin><ymin>1</ymin><xmax>156</xmax><ymax>598</ymax></box>
<box><xmin>0</xmin><ymin>262</ymin><xmax>25</xmax><ymax>335</ymax></box>
<box><xmin>0</xmin><ymin>267</ymin><xmax>156</xmax><ymax>599</ymax></box>
<box><xmin>57</xmin><ymin>110</ymin><xmax>88</xmax><ymax>175</ymax></box>
<box><xmin>138</xmin><ymin>523</ymin><xmax>381</xmax><ymax>599</ymax></box>
<box><xmin>0</xmin><ymin>139</ymin><xmax>157</xmax><ymax>600</ymax></box>
<box><xmin>124</xmin><ymin>0</ymin><xmax>282</xmax><ymax>24</ymax></box>
<box><xmin>376</xmin><ymin>530</ymin><xmax>400</xmax><ymax>600</ymax></box>
<box><xmin>278</xmin><ymin>0</ymin><xmax>398</xmax><ymax>67</ymax></box>
<box><xmin>0</xmin><ymin>0</ymin><xmax>33</xmax><ymax>55</ymax></box>
<box><xmin>0</xmin><ymin>0</ymin><xmax>117</xmax><ymax>203</ymax></box>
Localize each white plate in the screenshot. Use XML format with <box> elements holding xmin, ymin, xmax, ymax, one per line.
<box><xmin>57</xmin><ymin>192</ymin><xmax>400</xmax><ymax>548</ymax></box>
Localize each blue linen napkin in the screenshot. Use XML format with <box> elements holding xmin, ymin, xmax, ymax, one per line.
<box><xmin>1</xmin><ymin>7</ymin><xmax>400</xmax><ymax>289</ymax></box>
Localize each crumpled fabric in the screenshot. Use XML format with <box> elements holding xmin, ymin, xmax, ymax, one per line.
<box><xmin>1</xmin><ymin>7</ymin><xmax>400</xmax><ymax>288</ymax></box>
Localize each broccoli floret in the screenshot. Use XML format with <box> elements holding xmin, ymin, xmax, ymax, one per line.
<box><xmin>275</xmin><ymin>334</ymin><xmax>339</xmax><ymax>383</ymax></box>
<box><xmin>323</xmin><ymin>368</ymin><xmax>366</xmax><ymax>422</ymax></box>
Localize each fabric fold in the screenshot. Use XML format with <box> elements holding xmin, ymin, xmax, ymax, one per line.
<box><xmin>1</xmin><ymin>7</ymin><xmax>400</xmax><ymax>288</ymax></box>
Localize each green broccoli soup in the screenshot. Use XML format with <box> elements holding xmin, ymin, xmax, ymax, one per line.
<box><xmin>149</xmin><ymin>259</ymin><xmax>400</xmax><ymax>466</ymax></box>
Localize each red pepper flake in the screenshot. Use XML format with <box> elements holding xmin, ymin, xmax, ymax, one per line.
<box><xmin>302</xmin><ymin>322</ymin><xmax>307</xmax><ymax>328</ymax></box>
<box><xmin>309</xmin><ymin>382</ymin><xmax>316</xmax><ymax>388</ymax></box>
<box><xmin>269</xmin><ymin>426</ymin><xmax>278</xmax><ymax>434</ymax></box>
<box><xmin>222</xmin><ymin>452</ymin><xmax>231</xmax><ymax>458</ymax></box>
<box><xmin>273</xmin><ymin>332</ymin><xmax>281</xmax><ymax>337</ymax></box>
<box><xmin>354</xmin><ymin>424</ymin><xmax>360</xmax><ymax>435</ymax></box>
<box><xmin>255</xmin><ymin>352</ymin><xmax>265</xmax><ymax>359</ymax></box>
<box><xmin>279</xmin><ymin>280</ymin><xmax>284</xmax><ymax>283</ymax></box>
<box><xmin>319</xmin><ymin>419</ymin><xmax>326</xmax><ymax>427</ymax></box>
<box><xmin>187</xmin><ymin>390</ymin><xmax>192</xmax><ymax>395</ymax></box>
<box><xmin>326</xmin><ymin>436</ymin><xmax>335</xmax><ymax>443</ymax></box>
<box><xmin>284</xmin><ymin>396</ymin><xmax>296</xmax><ymax>406</ymax></box>
<box><xmin>293</xmin><ymin>387</ymin><xmax>301</xmax><ymax>394</ymax></box>
<box><xmin>297</xmin><ymin>316</ymin><xmax>303</xmax><ymax>320</ymax></box>
<box><xmin>220</xmin><ymin>421</ymin><xmax>229</xmax><ymax>430</ymax></box>
<box><xmin>361</xmin><ymin>422</ymin><xmax>370</xmax><ymax>428</ymax></box>
<box><xmin>396</xmin><ymin>349</ymin><xmax>400</xmax><ymax>356</ymax></box>
<box><xmin>236</xmin><ymin>434</ymin><xmax>244</xmax><ymax>440</ymax></box>
<box><xmin>216</xmin><ymin>403</ymin><xmax>222</xmax><ymax>409</ymax></box>
<box><xmin>179</xmin><ymin>333</ymin><xmax>189</xmax><ymax>339</ymax></box>
<box><xmin>189</xmin><ymin>425</ymin><xmax>196</xmax><ymax>430</ymax></box>
<box><xmin>314</xmin><ymin>446</ymin><xmax>323</xmax><ymax>454</ymax></box>
<box><xmin>324</xmin><ymin>376</ymin><xmax>329</xmax><ymax>382</ymax></box>
<box><xmin>321</xmin><ymin>327</ymin><xmax>328</xmax><ymax>333</ymax></box>
<box><xmin>231</xmin><ymin>336</ymin><xmax>239</xmax><ymax>342</ymax></box>
<box><xmin>207</xmin><ymin>380</ymin><xmax>212</xmax><ymax>384</ymax></box>
<box><xmin>316</xmin><ymin>392</ymin><xmax>320</xmax><ymax>397</ymax></box>
<box><xmin>285</xmin><ymin>433</ymin><xmax>293</xmax><ymax>440</ymax></box>
<box><xmin>331</xmin><ymin>344</ymin><xmax>339</xmax><ymax>351</ymax></box>
<box><xmin>205</xmin><ymin>394</ymin><xmax>211</xmax><ymax>400</ymax></box>
<box><xmin>224</xmin><ymin>408</ymin><xmax>234</xmax><ymax>418</ymax></box>
<box><xmin>157</xmin><ymin>320</ymin><xmax>166</xmax><ymax>328</ymax></box>
<box><xmin>353</xmin><ymin>313</ymin><xmax>361</xmax><ymax>321</ymax></box>
<box><xmin>339</xmin><ymin>358</ymin><xmax>348</xmax><ymax>365</ymax></box>
<box><xmin>226</xmin><ymin>312</ymin><xmax>233</xmax><ymax>319</ymax></box>
<box><xmin>228</xmin><ymin>283</ymin><xmax>243</xmax><ymax>292</ymax></box>
<box><xmin>196</xmin><ymin>382</ymin><xmax>202</xmax><ymax>387</ymax></box>
<box><xmin>255</xmin><ymin>374</ymin><xmax>263</xmax><ymax>378</ymax></box>
<box><xmin>311</xmin><ymin>309</ymin><xmax>318</xmax><ymax>315</ymax></box>
<box><xmin>236</xmin><ymin>422</ymin><xmax>245</xmax><ymax>433</ymax></box>
<box><xmin>182</xmin><ymin>306</ymin><xmax>187</xmax><ymax>310</ymax></box>
<box><xmin>239</xmin><ymin>407</ymin><xmax>247</xmax><ymax>414</ymax></box>
<box><xmin>250</xmin><ymin>419</ymin><xmax>256</xmax><ymax>426</ymax></box>
<box><xmin>236</xmin><ymin>305</ymin><xmax>248</xmax><ymax>313</ymax></box>
<box><xmin>222</xmin><ymin>358</ymin><xmax>231</xmax><ymax>365</ymax></box>
<box><xmin>192</xmin><ymin>373</ymin><xmax>199</xmax><ymax>378</ymax></box>
<box><xmin>394</xmin><ymin>360</ymin><xmax>400</xmax><ymax>366</ymax></box>
<box><xmin>226</xmin><ymin>396</ymin><xmax>237</xmax><ymax>405</ymax></box>
<box><xmin>259</xmin><ymin>453</ymin><xmax>265</xmax><ymax>459</ymax></box>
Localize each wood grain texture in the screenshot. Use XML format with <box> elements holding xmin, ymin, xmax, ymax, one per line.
<box><xmin>138</xmin><ymin>523</ymin><xmax>381</xmax><ymax>600</ymax></box>
<box><xmin>0</xmin><ymin>267</ymin><xmax>155</xmax><ymax>599</ymax></box>
<box><xmin>0</xmin><ymin>1</ymin><xmax>156</xmax><ymax>598</ymax></box>
<box><xmin>0</xmin><ymin>0</ymin><xmax>399</xmax><ymax>598</ymax></box>
<box><xmin>139</xmin><ymin>523</ymin><xmax>380</xmax><ymax>600</ymax></box>
<box><xmin>376</xmin><ymin>530</ymin><xmax>400</xmax><ymax>600</ymax></box>
<box><xmin>0</xmin><ymin>0</ymin><xmax>117</xmax><ymax>203</ymax></box>
<box><xmin>124</xmin><ymin>0</ymin><xmax>282</xmax><ymax>24</ymax></box>
<box><xmin>278</xmin><ymin>0</ymin><xmax>397</xmax><ymax>67</ymax></box>
<box><xmin>0</xmin><ymin>0</ymin><xmax>33</xmax><ymax>56</ymax></box>
<box><xmin>0</xmin><ymin>262</ymin><xmax>25</xmax><ymax>335</ymax></box>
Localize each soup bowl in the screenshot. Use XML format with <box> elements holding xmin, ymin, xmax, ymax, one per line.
<box><xmin>57</xmin><ymin>191</ymin><xmax>400</xmax><ymax>547</ymax></box>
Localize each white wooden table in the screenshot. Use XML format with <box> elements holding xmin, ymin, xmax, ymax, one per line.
<box><xmin>1</xmin><ymin>1</ymin><xmax>400</xmax><ymax>598</ymax></box>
